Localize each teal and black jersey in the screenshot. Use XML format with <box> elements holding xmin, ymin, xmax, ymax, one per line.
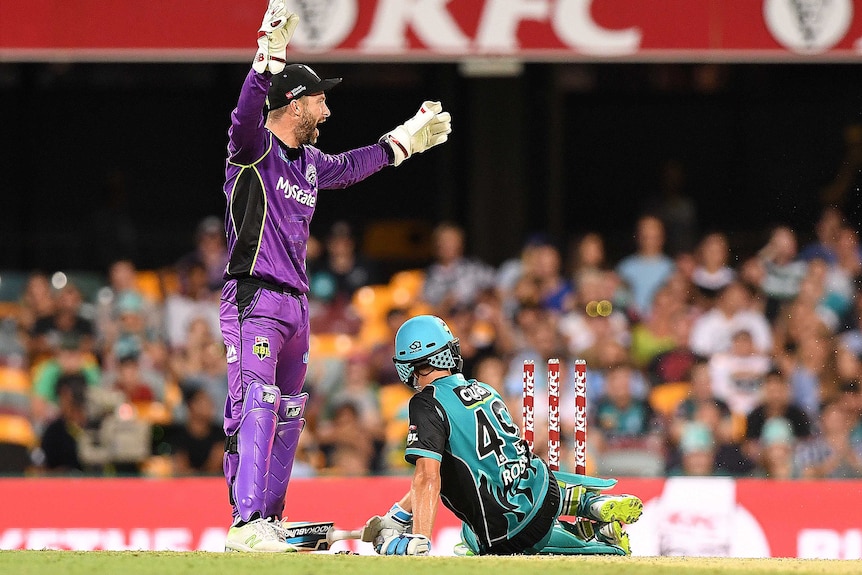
<box><xmin>405</xmin><ymin>373</ymin><xmax>555</xmax><ymax>552</ymax></box>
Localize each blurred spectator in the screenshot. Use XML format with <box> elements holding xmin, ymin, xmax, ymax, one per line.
<box><xmin>17</xmin><ymin>272</ymin><xmax>56</xmax><ymax>338</ymax></box>
<box><xmin>796</xmin><ymin>398</ymin><xmax>862</xmax><ymax>478</ymax></box>
<box><xmin>95</xmin><ymin>259</ymin><xmax>160</xmax><ymax>351</ymax></box>
<box><xmin>163</xmin><ymin>260</ymin><xmax>221</xmax><ymax>352</ymax></box>
<box><xmin>590</xmin><ymin>363</ymin><xmax>664</xmax><ymax>477</ymax></box>
<box><xmin>31</xmin><ymin>334</ymin><xmax>101</xmax><ymax>432</ymax></box>
<box><xmin>316</xmin><ymin>352</ymin><xmax>384</xmax><ymax>472</ymax></box>
<box><xmin>668</xmin><ymin>360</ymin><xmax>752</xmax><ymax>476</ymax></box>
<box><xmin>309</xmin><ymin>221</ymin><xmax>381</xmax><ymax>302</ymax></box>
<box><xmin>747</xmin><ymin>225</ymin><xmax>807</xmax><ymax>322</ymax></box>
<box><xmin>799</xmin><ymin>206</ymin><xmax>844</xmax><ymax>264</ymax></box>
<box><xmin>782</xmin><ymin>331</ymin><xmax>837</xmax><ymax>418</ymax></box>
<box><xmin>163</xmin><ymin>385</ymin><xmax>225</xmax><ymax>475</ymax></box>
<box><xmin>443</xmin><ymin>303</ymin><xmax>496</xmax><ymax>379</ymax></box>
<box><xmin>842</xmin><ymin>380</ymin><xmax>862</xmax><ymax>445</ymax></box>
<box><xmin>689</xmin><ymin>281</ymin><xmax>772</xmax><ymax>358</ymax></box>
<box><xmin>822</xmin><ymin>226</ymin><xmax>861</xmax><ymax>328</ymax></box>
<box><xmin>422</xmin><ymin>221</ymin><xmax>496</xmax><ymax>314</ymax></box>
<box><xmin>691</xmin><ymin>232</ymin><xmax>735</xmax><ymax>303</ymax></box>
<box><xmin>649</xmin><ymin>158</ymin><xmax>698</xmax><ymax>256</ymax></box>
<box><xmin>317</xmin><ymin>401</ymin><xmax>377</xmax><ymax>476</ymax></box>
<box><xmin>742</xmin><ymin>369</ymin><xmax>811</xmax><ymax>463</ymax></box>
<box><xmin>102</xmin><ymin>336</ymin><xmax>165</xmax><ymax>404</ymax></box>
<box><xmin>558</xmin><ymin>268</ymin><xmax>629</xmax><ymax>360</ymax></box>
<box><xmin>754</xmin><ymin>417</ymin><xmax>799</xmax><ymax>479</ymax></box>
<box><xmin>669</xmin><ymin>422</ymin><xmax>721</xmax><ymax>476</ymax></box>
<box><xmin>103</xmin><ymin>290</ymin><xmax>168</xmax><ymax>374</ymax></box>
<box><xmin>30</xmin><ymin>282</ymin><xmax>95</xmax><ymax>360</ymax></box>
<box><xmin>169</xmin><ymin>317</ymin><xmax>228</xmax><ymax>424</ymax></box>
<box><xmin>568</xmin><ymin>231</ymin><xmax>611</xmax><ymax>286</ymax></box>
<box><xmin>615</xmin><ymin>214</ymin><xmax>675</xmax><ymax>320</ymax></box>
<box><xmin>708</xmin><ymin>329</ymin><xmax>772</xmax><ymax>419</ymax></box>
<box><xmin>522</xmin><ymin>240</ymin><xmax>573</xmax><ymax>314</ymax></box>
<box><xmin>39</xmin><ymin>373</ymin><xmax>89</xmax><ymax>473</ymax></box>
<box><xmin>629</xmin><ymin>284</ymin><xmax>685</xmax><ymax>371</ymax></box>
<box><xmin>309</xmin><ymin>221</ymin><xmax>379</xmax><ymax>335</ymax></box>
<box><xmin>176</xmin><ymin>215</ymin><xmax>228</xmax><ymax>293</ymax></box>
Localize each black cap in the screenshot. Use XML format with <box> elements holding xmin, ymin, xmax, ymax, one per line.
<box><xmin>267</xmin><ymin>64</ymin><xmax>342</xmax><ymax>111</ymax></box>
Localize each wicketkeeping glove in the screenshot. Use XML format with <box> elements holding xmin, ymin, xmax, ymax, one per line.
<box><xmin>253</xmin><ymin>0</ymin><xmax>299</xmax><ymax>74</ymax></box>
<box><xmin>381</xmin><ymin>101</ymin><xmax>452</xmax><ymax>166</ymax></box>
<box><xmin>376</xmin><ymin>533</ymin><xmax>431</xmax><ymax>556</ymax></box>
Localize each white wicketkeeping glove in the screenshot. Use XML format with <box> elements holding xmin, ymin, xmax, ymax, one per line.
<box><xmin>253</xmin><ymin>0</ymin><xmax>299</xmax><ymax>74</ymax></box>
<box><xmin>376</xmin><ymin>533</ymin><xmax>431</xmax><ymax>556</ymax></box>
<box><xmin>363</xmin><ymin>502</ymin><xmax>413</xmax><ymax>549</ymax></box>
<box><xmin>381</xmin><ymin>101</ymin><xmax>452</xmax><ymax>166</ymax></box>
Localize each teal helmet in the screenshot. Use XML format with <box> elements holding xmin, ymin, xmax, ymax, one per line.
<box><xmin>393</xmin><ymin>315</ymin><xmax>463</xmax><ymax>389</ymax></box>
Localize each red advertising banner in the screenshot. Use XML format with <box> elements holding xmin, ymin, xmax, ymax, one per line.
<box><xmin>1</xmin><ymin>0</ymin><xmax>862</xmax><ymax>62</ymax></box>
<box><xmin>0</xmin><ymin>476</ymin><xmax>860</xmax><ymax>558</ymax></box>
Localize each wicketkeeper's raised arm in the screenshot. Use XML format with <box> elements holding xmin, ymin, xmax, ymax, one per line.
<box><xmin>381</xmin><ymin>101</ymin><xmax>453</xmax><ymax>166</ymax></box>
<box><xmin>252</xmin><ymin>0</ymin><xmax>299</xmax><ymax>74</ymax></box>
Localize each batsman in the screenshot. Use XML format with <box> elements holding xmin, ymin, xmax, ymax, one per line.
<box><xmin>362</xmin><ymin>315</ymin><xmax>643</xmax><ymax>556</ymax></box>
<box><xmin>220</xmin><ymin>1</ymin><xmax>451</xmax><ymax>552</ymax></box>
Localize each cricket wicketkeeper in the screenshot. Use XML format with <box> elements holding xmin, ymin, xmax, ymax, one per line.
<box><xmin>220</xmin><ymin>1</ymin><xmax>451</xmax><ymax>552</ymax></box>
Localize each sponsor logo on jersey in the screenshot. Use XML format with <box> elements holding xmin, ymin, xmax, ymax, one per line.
<box><xmin>406</xmin><ymin>424</ymin><xmax>418</xmax><ymax>446</ymax></box>
<box><xmin>455</xmin><ymin>383</ymin><xmax>492</xmax><ymax>408</ymax></box>
<box><xmin>225</xmin><ymin>344</ymin><xmax>238</xmax><ymax>364</ymax></box>
<box><xmin>253</xmin><ymin>336</ymin><xmax>271</xmax><ymax>360</ymax></box>
<box><xmin>276</xmin><ymin>176</ymin><xmax>317</xmax><ymax>207</ymax></box>
<box><xmin>305</xmin><ymin>164</ymin><xmax>317</xmax><ymax>187</ymax></box>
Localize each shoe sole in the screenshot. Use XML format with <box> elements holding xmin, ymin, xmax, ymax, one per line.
<box><xmin>598</xmin><ymin>521</ymin><xmax>631</xmax><ymax>555</ymax></box>
<box><xmin>592</xmin><ymin>495</ymin><xmax>643</xmax><ymax>524</ymax></box>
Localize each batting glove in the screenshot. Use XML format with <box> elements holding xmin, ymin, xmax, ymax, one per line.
<box><xmin>253</xmin><ymin>0</ymin><xmax>299</xmax><ymax>74</ymax></box>
<box><xmin>376</xmin><ymin>533</ymin><xmax>431</xmax><ymax>556</ymax></box>
<box><xmin>381</xmin><ymin>101</ymin><xmax>452</xmax><ymax>166</ymax></box>
<box><xmin>364</xmin><ymin>503</ymin><xmax>413</xmax><ymax>546</ymax></box>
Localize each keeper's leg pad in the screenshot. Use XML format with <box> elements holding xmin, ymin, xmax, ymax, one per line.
<box><xmin>231</xmin><ymin>381</ymin><xmax>282</xmax><ymax>522</ymax></box>
<box><xmin>528</xmin><ymin>521</ymin><xmax>627</xmax><ymax>556</ymax></box>
<box><xmin>263</xmin><ymin>393</ymin><xmax>308</xmax><ymax>520</ymax></box>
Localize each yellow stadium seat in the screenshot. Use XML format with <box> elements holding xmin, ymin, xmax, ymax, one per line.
<box><xmin>649</xmin><ymin>381</ymin><xmax>692</xmax><ymax>418</ymax></box>
<box><xmin>389</xmin><ymin>269</ymin><xmax>426</xmax><ymax>308</ymax></box>
<box><xmin>136</xmin><ymin>270</ymin><xmax>164</xmax><ymax>302</ymax></box>
<box><xmin>351</xmin><ymin>285</ymin><xmax>393</xmax><ymax>321</ymax></box>
<box><xmin>0</xmin><ymin>367</ymin><xmax>30</xmax><ymax>393</ymax></box>
<box><xmin>0</xmin><ymin>414</ymin><xmax>37</xmax><ymax>448</ymax></box>
<box><xmin>309</xmin><ymin>333</ymin><xmax>356</xmax><ymax>360</ymax></box>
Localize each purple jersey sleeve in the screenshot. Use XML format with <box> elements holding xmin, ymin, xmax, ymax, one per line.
<box><xmin>308</xmin><ymin>143</ymin><xmax>392</xmax><ymax>189</ymax></box>
<box><xmin>227</xmin><ymin>70</ymin><xmax>271</xmax><ymax>165</ymax></box>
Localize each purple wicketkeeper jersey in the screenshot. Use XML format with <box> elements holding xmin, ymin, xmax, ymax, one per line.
<box><xmin>223</xmin><ymin>70</ymin><xmax>390</xmax><ymax>292</ymax></box>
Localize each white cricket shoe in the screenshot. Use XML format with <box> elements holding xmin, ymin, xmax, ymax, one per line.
<box><xmin>225</xmin><ymin>517</ymin><xmax>298</xmax><ymax>552</ymax></box>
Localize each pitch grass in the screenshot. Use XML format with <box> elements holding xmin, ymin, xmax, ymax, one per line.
<box><xmin>0</xmin><ymin>552</ymin><xmax>858</xmax><ymax>575</ymax></box>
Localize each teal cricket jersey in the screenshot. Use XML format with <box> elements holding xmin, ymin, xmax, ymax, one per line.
<box><xmin>404</xmin><ymin>373</ymin><xmax>554</xmax><ymax>551</ymax></box>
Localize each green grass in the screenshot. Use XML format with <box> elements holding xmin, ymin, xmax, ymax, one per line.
<box><xmin>0</xmin><ymin>552</ymin><xmax>857</xmax><ymax>575</ymax></box>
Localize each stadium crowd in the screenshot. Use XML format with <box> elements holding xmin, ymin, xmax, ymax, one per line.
<box><xmin>1</xmin><ymin>206</ymin><xmax>862</xmax><ymax>481</ymax></box>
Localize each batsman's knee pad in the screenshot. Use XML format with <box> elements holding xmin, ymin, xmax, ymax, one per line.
<box><xmin>228</xmin><ymin>381</ymin><xmax>282</xmax><ymax>522</ymax></box>
<box><xmin>264</xmin><ymin>393</ymin><xmax>309</xmax><ymax>520</ymax></box>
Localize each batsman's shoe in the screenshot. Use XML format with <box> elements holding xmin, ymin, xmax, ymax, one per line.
<box><xmin>582</xmin><ymin>493</ymin><xmax>643</xmax><ymax>524</ymax></box>
<box><xmin>453</xmin><ymin>541</ymin><xmax>477</xmax><ymax>556</ymax></box>
<box><xmin>595</xmin><ymin>520</ymin><xmax>631</xmax><ymax>555</ymax></box>
<box><xmin>225</xmin><ymin>518</ymin><xmax>298</xmax><ymax>552</ymax></box>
